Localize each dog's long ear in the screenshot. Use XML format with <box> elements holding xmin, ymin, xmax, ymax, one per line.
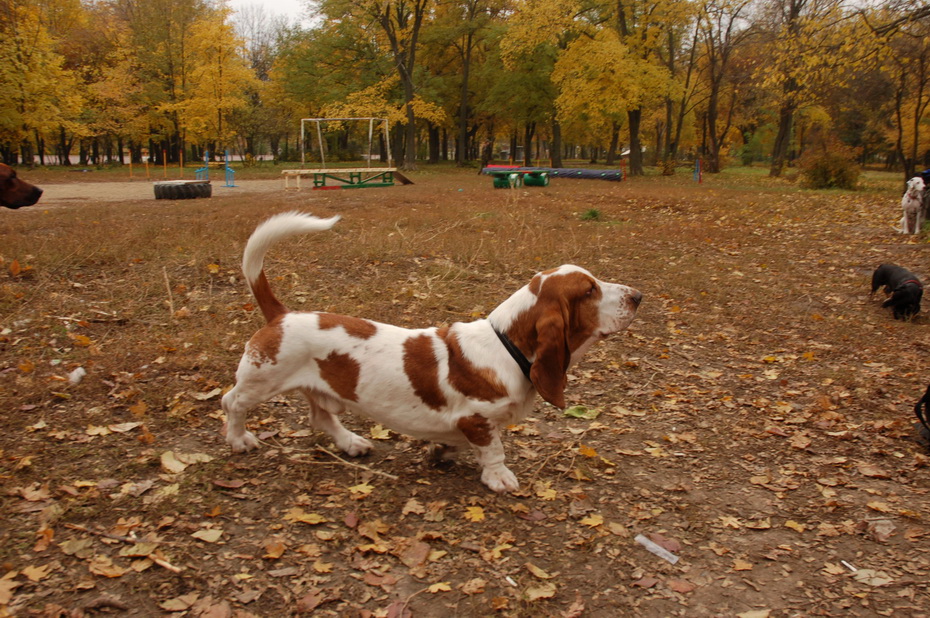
<box><xmin>530</xmin><ymin>310</ymin><xmax>569</xmax><ymax>408</ymax></box>
<box><xmin>915</xmin><ymin>385</ymin><xmax>930</xmax><ymax>434</ymax></box>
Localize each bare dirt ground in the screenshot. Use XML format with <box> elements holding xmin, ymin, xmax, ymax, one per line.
<box><xmin>1</xmin><ymin>167</ymin><xmax>928</xmax><ymax>617</ymax></box>
<box><xmin>36</xmin><ymin>178</ymin><xmax>284</xmax><ymax>205</ymax></box>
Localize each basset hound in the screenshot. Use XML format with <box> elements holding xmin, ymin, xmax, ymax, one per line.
<box><xmin>0</xmin><ymin>163</ymin><xmax>43</xmax><ymax>209</ymax></box>
<box><xmin>223</xmin><ymin>212</ymin><xmax>642</xmax><ymax>493</ymax></box>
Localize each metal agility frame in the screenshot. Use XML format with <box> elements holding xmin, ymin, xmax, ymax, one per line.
<box><xmin>282</xmin><ymin>117</ymin><xmax>411</xmax><ymax>189</ymax></box>
<box><xmin>301</xmin><ymin>117</ymin><xmax>392</xmax><ymax>169</ymax></box>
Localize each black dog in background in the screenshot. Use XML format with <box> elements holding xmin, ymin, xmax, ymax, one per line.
<box><xmin>871</xmin><ymin>264</ymin><xmax>923</xmax><ymax>319</ymax></box>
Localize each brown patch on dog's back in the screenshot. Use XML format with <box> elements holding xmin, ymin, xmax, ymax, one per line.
<box><xmin>438</xmin><ymin>328</ymin><xmax>507</xmax><ymax>402</ymax></box>
<box><xmin>457</xmin><ymin>414</ymin><xmax>492</xmax><ymax>446</ymax></box>
<box><xmin>247</xmin><ymin>317</ymin><xmax>284</xmax><ymax>367</ymax></box>
<box><xmin>528</xmin><ymin>274</ymin><xmax>542</xmax><ymax>295</ymax></box>
<box><xmin>403</xmin><ymin>334</ymin><xmax>447</xmax><ymax>410</ymax></box>
<box><xmin>317</xmin><ymin>351</ymin><xmax>360</xmax><ymax>401</ymax></box>
<box><xmin>318</xmin><ymin>313</ymin><xmax>377</xmax><ymax>339</ymax></box>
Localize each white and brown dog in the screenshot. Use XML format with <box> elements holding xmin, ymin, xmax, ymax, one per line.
<box><xmin>899</xmin><ymin>176</ymin><xmax>925</xmax><ymax>234</ymax></box>
<box><xmin>223</xmin><ymin>213</ymin><xmax>642</xmax><ymax>493</ymax></box>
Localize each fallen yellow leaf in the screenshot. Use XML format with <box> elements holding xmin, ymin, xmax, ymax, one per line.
<box><xmin>283</xmin><ymin>508</ymin><xmax>328</xmax><ymax>525</ymax></box>
<box><xmin>464</xmin><ymin>506</ymin><xmax>486</xmax><ymax>522</ymax></box>
<box><xmin>732</xmin><ymin>559</ymin><xmax>753</xmax><ymax>571</ymax></box>
<box><xmin>348</xmin><ymin>482</ymin><xmax>374</xmax><ymax>497</ymax></box>
<box><xmin>263</xmin><ymin>539</ymin><xmax>286</xmax><ymax>559</ymax></box>
<box><xmin>21</xmin><ymin>564</ymin><xmax>52</xmax><ymax>582</ymax></box>
<box><xmin>784</xmin><ymin>520</ymin><xmax>805</xmax><ymax>533</ymax></box>
<box><xmin>524</xmin><ymin>582</ymin><xmax>557</xmax><ymax>601</ymax></box>
<box><xmin>525</xmin><ymin>562</ymin><xmax>554</xmax><ymax>579</ymax></box>
<box><xmin>580</xmin><ymin>514</ymin><xmax>604</xmax><ymax>528</ymax></box>
<box><xmin>369</xmin><ymin>424</ymin><xmax>391</xmax><ymax>440</ymax></box>
<box><xmin>191</xmin><ymin>529</ymin><xmax>223</xmax><ymax>543</ymax></box>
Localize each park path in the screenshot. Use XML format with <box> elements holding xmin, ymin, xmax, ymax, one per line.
<box><xmin>36</xmin><ymin>179</ymin><xmax>283</xmax><ymax>205</ymax></box>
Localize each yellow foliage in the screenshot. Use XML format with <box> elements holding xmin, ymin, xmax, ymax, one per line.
<box><xmin>322</xmin><ymin>77</ymin><xmax>447</xmax><ymax>127</ymax></box>
<box><xmin>552</xmin><ymin>28</ymin><xmax>671</xmax><ymax>142</ymax></box>
<box><xmin>0</xmin><ymin>4</ymin><xmax>84</xmax><ymax>145</ymax></box>
<box><xmin>179</xmin><ymin>9</ymin><xmax>261</xmax><ymax>147</ymax></box>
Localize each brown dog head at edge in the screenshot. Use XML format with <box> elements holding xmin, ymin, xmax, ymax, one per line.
<box><xmin>0</xmin><ymin>163</ymin><xmax>43</xmax><ymax>209</ymax></box>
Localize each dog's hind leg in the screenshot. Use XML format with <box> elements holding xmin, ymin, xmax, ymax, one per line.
<box><xmin>299</xmin><ymin>389</ymin><xmax>373</xmax><ymax>456</ymax></box>
<box><xmin>427</xmin><ymin>443</ymin><xmax>459</xmax><ymax>464</ymax></box>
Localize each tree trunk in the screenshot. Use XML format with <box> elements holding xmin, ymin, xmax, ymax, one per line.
<box><xmin>34</xmin><ymin>131</ymin><xmax>45</xmax><ymax>166</ymax></box>
<box><xmin>428</xmin><ymin>123</ymin><xmax>440</xmax><ymax>164</ymax></box>
<box><xmin>551</xmin><ymin>119</ymin><xmax>563</xmax><ymax>168</ymax></box>
<box><xmin>661</xmin><ymin>98</ymin><xmax>675</xmax><ymax>175</ymax></box>
<box><xmin>769</xmin><ymin>103</ymin><xmax>794</xmax><ymax>177</ymax></box>
<box><xmin>523</xmin><ymin>122</ymin><xmax>536</xmax><ymax>167</ymax></box>
<box><xmin>391</xmin><ymin>124</ymin><xmax>405</xmax><ymax>167</ymax></box>
<box><xmin>627</xmin><ymin>108</ymin><xmax>644</xmax><ymax>176</ymax></box>
<box><xmin>706</xmin><ymin>86</ymin><xmax>722</xmax><ymax>173</ymax></box>
<box><xmin>402</xmin><ymin>102</ymin><xmax>417</xmax><ymax>170</ymax></box>
<box><xmin>456</xmin><ymin>29</ymin><xmax>474</xmax><ymax>166</ymax></box>
<box><xmin>606</xmin><ymin>121</ymin><xmax>621</xmax><ymax>165</ymax></box>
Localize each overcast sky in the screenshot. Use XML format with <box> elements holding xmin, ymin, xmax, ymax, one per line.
<box><xmin>225</xmin><ymin>0</ymin><xmax>313</xmax><ymax>26</ymax></box>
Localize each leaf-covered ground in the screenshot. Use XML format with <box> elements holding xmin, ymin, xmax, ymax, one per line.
<box><xmin>1</xmin><ymin>167</ymin><xmax>928</xmax><ymax>617</ymax></box>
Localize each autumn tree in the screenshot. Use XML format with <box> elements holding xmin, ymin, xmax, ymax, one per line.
<box><xmin>274</xmin><ymin>8</ymin><xmax>401</xmax><ymax>161</ymax></box>
<box><xmin>180</xmin><ymin>8</ymin><xmax>261</xmax><ymax>155</ymax></box>
<box><xmin>0</xmin><ymin>0</ymin><xmax>83</xmax><ymax>164</ymax></box>
<box><xmin>112</xmin><ymin>0</ymin><xmax>212</xmax><ymax>163</ymax></box>
<box><xmin>656</xmin><ymin>4</ymin><xmax>701</xmax><ymax>174</ymax></box>
<box><xmin>484</xmin><ymin>35</ymin><xmax>558</xmax><ymax>166</ymax></box>
<box><xmin>370</xmin><ymin>0</ymin><xmax>431</xmax><ymax>170</ymax></box>
<box><xmin>755</xmin><ymin>0</ymin><xmax>868</xmax><ymax>177</ymax></box>
<box><xmin>303</xmin><ymin>0</ymin><xmax>433</xmax><ymax>170</ymax></box>
<box><xmin>231</xmin><ymin>5</ymin><xmax>293</xmax><ymax>158</ymax></box>
<box><xmin>696</xmin><ymin>0</ymin><xmax>754</xmax><ymax>173</ymax></box>
<box><xmin>499</xmin><ymin>0</ymin><xmax>588</xmax><ymax>168</ymax></box>
<box><xmin>553</xmin><ymin>29</ymin><xmax>670</xmax><ymax>165</ymax></box>
<box><xmin>865</xmin><ymin>2</ymin><xmax>930</xmax><ymax>180</ymax></box>
<box><xmin>605</xmin><ymin>1</ymin><xmax>687</xmax><ymax>175</ymax></box>
<box><xmin>436</xmin><ymin>0</ymin><xmax>509</xmax><ymax>165</ymax></box>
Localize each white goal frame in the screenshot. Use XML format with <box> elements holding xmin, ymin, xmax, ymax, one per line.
<box><xmin>299</xmin><ymin>117</ymin><xmax>393</xmax><ymax>170</ymax></box>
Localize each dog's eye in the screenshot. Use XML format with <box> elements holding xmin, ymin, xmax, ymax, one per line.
<box><xmin>586</xmin><ymin>284</ymin><xmax>597</xmax><ymax>296</ymax></box>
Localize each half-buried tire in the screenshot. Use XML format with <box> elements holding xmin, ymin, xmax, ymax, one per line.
<box><xmin>154</xmin><ymin>180</ymin><xmax>212</xmax><ymax>200</ymax></box>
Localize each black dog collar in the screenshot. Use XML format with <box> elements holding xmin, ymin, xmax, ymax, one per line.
<box><xmin>493</xmin><ymin>329</ymin><xmax>533</xmax><ymax>380</ymax></box>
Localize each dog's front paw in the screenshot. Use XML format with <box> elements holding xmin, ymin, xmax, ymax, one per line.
<box><xmin>227</xmin><ymin>430</ymin><xmax>259</xmax><ymax>452</ymax></box>
<box><xmin>340</xmin><ymin>434</ymin><xmax>374</xmax><ymax>457</ymax></box>
<box><xmin>481</xmin><ymin>465</ymin><xmax>519</xmax><ymax>493</ymax></box>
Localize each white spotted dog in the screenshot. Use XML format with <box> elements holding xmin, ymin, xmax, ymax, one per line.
<box><xmin>222</xmin><ymin>212</ymin><xmax>642</xmax><ymax>493</ymax></box>
<box><xmin>899</xmin><ymin>176</ymin><xmax>925</xmax><ymax>234</ymax></box>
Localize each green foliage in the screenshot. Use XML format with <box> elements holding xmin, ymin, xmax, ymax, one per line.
<box><xmin>580</xmin><ymin>208</ymin><xmax>601</xmax><ymax>221</ymax></box>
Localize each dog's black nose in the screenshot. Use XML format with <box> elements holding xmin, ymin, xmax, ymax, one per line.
<box><xmin>631</xmin><ymin>290</ymin><xmax>643</xmax><ymax>306</ymax></box>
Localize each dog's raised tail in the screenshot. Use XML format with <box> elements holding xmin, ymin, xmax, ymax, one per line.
<box><xmin>242</xmin><ymin>212</ymin><xmax>340</xmax><ymax>322</ymax></box>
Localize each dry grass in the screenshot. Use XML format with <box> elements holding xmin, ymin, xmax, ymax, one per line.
<box><xmin>2</xmin><ymin>166</ymin><xmax>929</xmax><ymax>616</ymax></box>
